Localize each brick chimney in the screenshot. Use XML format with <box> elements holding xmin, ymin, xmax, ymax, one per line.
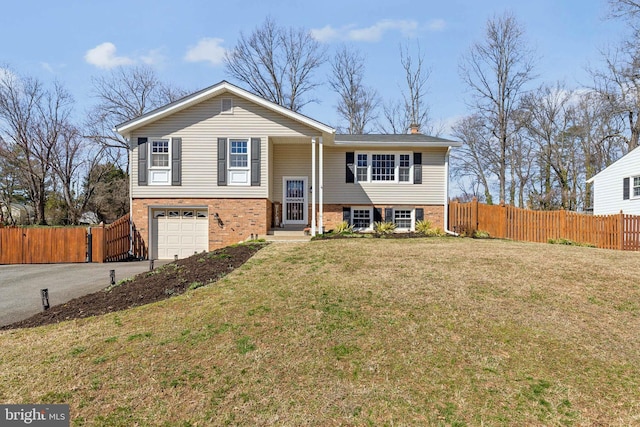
<box><xmin>410</xmin><ymin>123</ymin><xmax>420</xmax><ymax>134</ymax></box>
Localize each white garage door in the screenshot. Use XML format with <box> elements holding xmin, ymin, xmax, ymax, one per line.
<box><xmin>152</xmin><ymin>208</ymin><xmax>209</xmax><ymax>259</ymax></box>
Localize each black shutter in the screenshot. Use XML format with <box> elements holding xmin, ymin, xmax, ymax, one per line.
<box><xmin>137</xmin><ymin>137</ymin><xmax>148</xmax><ymax>186</ymax></box>
<box><xmin>415</xmin><ymin>208</ymin><xmax>424</xmax><ymax>222</ymax></box>
<box><xmin>413</xmin><ymin>152</ymin><xmax>422</xmax><ymax>185</ymax></box>
<box><xmin>251</xmin><ymin>138</ymin><xmax>261</xmax><ymax>186</ymax></box>
<box><xmin>624</xmin><ymin>177</ymin><xmax>630</xmax><ymax>200</ymax></box>
<box><xmin>171</xmin><ymin>137</ymin><xmax>182</xmax><ymax>186</ymax></box>
<box><xmin>218</xmin><ymin>138</ymin><xmax>227</xmax><ymax>186</ymax></box>
<box><xmin>374</xmin><ymin>207</ymin><xmax>382</xmax><ymax>222</ymax></box>
<box><xmin>346</xmin><ymin>152</ymin><xmax>355</xmax><ymax>183</ymax></box>
<box><xmin>342</xmin><ymin>207</ymin><xmax>351</xmax><ymax>223</ymax></box>
<box><xmin>384</xmin><ymin>208</ymin><xmax>393</xmax><ymax>222</ymax></box>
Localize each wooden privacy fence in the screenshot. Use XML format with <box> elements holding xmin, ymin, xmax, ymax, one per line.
<box><xmin>0</xmin><ymin>215</ymin><xmax>147</xmax><ymax>264</ymax></box>
<box><xmin>449</xmin><ymin>199</ymin><xmax>640</xmax><ymax>251</ymax></box>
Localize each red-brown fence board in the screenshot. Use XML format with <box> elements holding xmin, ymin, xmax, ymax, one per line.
<box><xmin>449</xmin><ymin>199</ymin><xmax>640</xmax><ymax>251</ymax></box>
<box><xmin>0</xmin><ymin>215</ymin><xmax>147</xmax><ymax>264</ymax></box>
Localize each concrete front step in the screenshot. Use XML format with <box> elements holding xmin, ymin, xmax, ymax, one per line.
<box><xmin>260</xmin><ymin>234</ymin><xmax>311</xmax><ymax>243</ymax></box>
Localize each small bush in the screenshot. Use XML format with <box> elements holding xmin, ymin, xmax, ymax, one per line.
<box><xmin>373</xmin><ymin>221</ymin><xmax>397</xmax><ymax>236</ymax></box>
<box><xmin>548</xmin><ymin>238</ymin><xmax>595</xmax><ymax>248</ymax></box>
<box><xmin>473</xmin><ymin>230</ymin><xmax>490</xmax><ymax>239</ymax></box>
<box><xmin>415</xmin><ymin>219</ymin><xmax>433</xmax><ymax>235</ymax></box>
<box><xmin>334</xmin><ymin>221</ymin><xmax>354</xmax><ymax>234</ymax></box>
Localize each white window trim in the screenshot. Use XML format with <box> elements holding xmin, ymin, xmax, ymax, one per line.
<box><xmin>228</xmin><ymin>137</ymin><xmax>251</xmax><ymax>186</ymax></box>
<box><xmin>392</xmin><ymin>207</ymin><xmax>415</xmax><ymax>231</ymax></box>
<box><xmin>351</xmin><ymin>206</ymin><xmax>374</xmax><ymax>231</ymax></box>
<box><xmin>354</xmin><ymin>152</ymin><xmax>413</xmax><ymax>184</ymax></box>
<box><xmin>632</xmin><ymin>175</ymin><xmax>640</xmax><ymax>199</ymax></box>
<box><xmin>149</xmin><ymin>138</ymin><xmax>171</xmax><ymax>186</ymax></box>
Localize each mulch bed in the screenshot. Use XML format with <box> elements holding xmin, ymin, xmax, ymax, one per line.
<box><xmin>1</xmin><ymin>242</ymin><xmax>267</xmax><ymax>331</ymax></box>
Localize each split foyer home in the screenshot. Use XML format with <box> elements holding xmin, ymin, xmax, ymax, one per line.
<box><xmin>587</xmin><ymin>145</ymin><xmax>640</xmax><ymax>215</ymax></box>
<box><xmin>115</xmin><ymin>81</ymin><xmax>461</xmax><ymax>259</ymax></box>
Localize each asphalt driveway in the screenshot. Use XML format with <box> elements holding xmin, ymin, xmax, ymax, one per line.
<box><xmin>0</xmin><ymin>261</ymin><xmax>169</xmax><ymax>327</ymax></box>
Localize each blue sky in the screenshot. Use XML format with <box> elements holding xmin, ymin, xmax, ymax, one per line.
<box><xmin>0</xmin><ymin>0</ymin><xmax>624</xmax><ymax>136</ymax></box>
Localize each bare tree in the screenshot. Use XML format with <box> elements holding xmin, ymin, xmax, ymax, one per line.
<box><xmin>86</xmin><ymin>65</ymin><xmax>186</xmax><ymax>168</ymax></box>
<box><xmin>400</xmin><ymin>42</ymin><xmax>431</xmax><ymax>132</ymax></box>
<box><xmin>329</xmin><ymin>45</ymin><xmax>379</xmax><ymax>134</ymax></box>
<box><xmin>379</xmin><ymin>42</ymin><xmax>432</xmax><ymax>134</ymax></box>
<box><xmin>50</xmin><ymin>123</ymin><xmax>107</xmax><ymax>224</ymax></box>
<box><xmin>591</xmin><ymin>44</ymin><xmax>640</xmax><ymax>152</ymax></box>
<box><xmin>225</xmin><ymin>17</ymin><xmax>326</xmax><ymax>112</ymax></box>
<box><xmin>459</xmin><ymin>12</ymin><xmax>536</xmax><ymax>204</ymax></box>
<box><xmin>451</xmin><ymin>114</ymin><xmax>497</xmax><ymax>204</ymax></box>
<box><xmin>0</xmin><ymin>70</ymin><xmax>76</xmax><ymax>224</ymax></box>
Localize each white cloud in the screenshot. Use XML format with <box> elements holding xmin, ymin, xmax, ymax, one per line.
<box><xmin>427</xmin><ymin>19</ymin><xmax>447</xmax><ymax>32</ymax></box>
<box><xmin>310</xmin><ymin>25</ymin><xmax>342</xmax><ymax>43</ymax></box>
<box><xmin>184</xmin><ymin>38</ymin><xmax>226</xmax><ymax>66</ymax></box>
<box><xmin>141</xmin><ymin>48</ymin><xmax>166</xmax><ymax>66</ymax></box>
<box><xmin>311</xmin><ymin>19</ymin><xmax>419</xmax><ymax>43</ymax></box>
<box><xmin>41</xmin><ymin>62</ymin><xmax>54</xmax><ymax>73</ymax></box>
<box><xmin>84</xmin><ymin>42</ymin><xmax>134</xmax><ymax>69</ymax></box>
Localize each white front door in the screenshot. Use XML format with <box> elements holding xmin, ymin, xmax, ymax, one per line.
<box><xmin>283</xmin><ymin>177</ymin><xmax>308</xmax><ymax>225</ymax></box>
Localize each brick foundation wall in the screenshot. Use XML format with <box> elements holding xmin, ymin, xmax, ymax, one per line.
<box><xmin>132</xmin><ymin>198</ymin><xmax>269</xmax><ymax>253</ymax></box>
<box><xmin>320</xmin><ymin>204</ymin><xmax>445</xmax><ymax>231</ymax></box>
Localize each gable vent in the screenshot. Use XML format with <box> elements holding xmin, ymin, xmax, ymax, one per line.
<box><xmin>221</xmin><ymin>98</ymin><xmax>233</xmax><ymax>114</ymax></box>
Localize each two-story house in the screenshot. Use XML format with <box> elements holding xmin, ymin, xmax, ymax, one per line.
<box><xmin>115</xmin><ymin>81</ymin><xmax>461</xmax><ymax>259</ymax></box>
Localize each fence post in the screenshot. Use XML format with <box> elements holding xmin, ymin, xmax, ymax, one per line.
<box><xmin>471</xmin><ymin>197</ymin><xmax>478</xmax><ymax>234</ymax></box>
<box><xmin>619</xmin><ymin>210</ymin><xmax>625</xmax><ymax>251</ymax></box>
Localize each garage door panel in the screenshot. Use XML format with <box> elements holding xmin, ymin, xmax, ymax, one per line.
<box><xmin>152</xmin><ymin>208</ymin><xmax>209</xmax><ymax>260</ymax></box>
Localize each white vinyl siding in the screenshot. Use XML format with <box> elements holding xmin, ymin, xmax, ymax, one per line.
<box><xmin>131</xmin><ymin>93</ymin><xmax>321</xmax><ymax>199</ymax></box>
<box><xmin>272</xmin><ymin>144</ymin><xmax>311</xmax><ymax>203</ymax></box>
<box><xmin>323</xmin><ymin>147</ymin><xmax>447</xmax><ymax>205</ymax></box>
<box><xmin>591</xmin><ymin>146</ymin><xmax>640</xmax><ymax>215</ymax></box>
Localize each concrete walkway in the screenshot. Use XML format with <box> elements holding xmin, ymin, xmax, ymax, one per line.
<box><xmin>0</xmin><ymin>260</ymin><xmax>169</xmax><ymax>327</ymax></box>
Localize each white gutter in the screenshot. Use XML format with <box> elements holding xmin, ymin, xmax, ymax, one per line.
<box><xmin>444</xmin><ymin>147</ymin><xmax>459</xmax><ymax>236</ymax></box>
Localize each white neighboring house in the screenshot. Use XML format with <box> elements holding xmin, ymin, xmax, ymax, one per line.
<box><xmin>587</xmin><ymin>146</ymin><xmax>640</xmax><ymax>215</ymax></box>
<box><xmin>0</xmin><ymin>203</ymin><xmax>34</xmax><ymax>225</ymax></box>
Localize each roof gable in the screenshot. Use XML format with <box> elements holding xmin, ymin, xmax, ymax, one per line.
<box><xmin>114</xmin><ymin>80</ymin><xmax>335</xmax><ymax>137</ymax></box>
<box><xmin>587</xmin><ymin>145</ymin><xmax>640</xmax><ymax>183</ymax></box>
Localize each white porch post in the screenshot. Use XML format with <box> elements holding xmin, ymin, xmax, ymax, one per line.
<box><xmin>319</xmin><ymin>136</ymin><xmax>324</xmax><ymax>234</ymax></box>
<box><xmin>311</xmin><ymin>137</ymin><xmax>317</xmax><ymax>236</ymax></box>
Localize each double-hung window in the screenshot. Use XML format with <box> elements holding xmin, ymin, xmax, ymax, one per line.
<box><xmin>151</xmin><ymin>140</ymin><xmax>169</xmax><ymax>167</ymax></box>
<box><xmin>634</xmin><ymin>176</ymin><xmax>640</xmax><ymax>198</ymax></box>
<box><xmin>351</xmin><ymin>207</ymin><xmax>373</xmax><ymax>230</ymax></box>
<box><xmin>355</xmin><ymin>152</ymin><xmax>412</xmax><ymax>183</ymax></box>
<box><xmin>393</xmin><ymin>209</ymin><xmax>413</xmax><ymax>230</ymax></box>
<box><xmin>228</xmin><ymin>138</ymin><xmax>250</xmax><ymax>185</ymax></box>
<box><xmin>356</xmin><ymin>154</ymin><xmax>368</xmax><ymax>182</ymax></box>
<box><xmin>148</xmin><ymin>139</ymin><xmax>171</xmax><ymax>185</ymax></box>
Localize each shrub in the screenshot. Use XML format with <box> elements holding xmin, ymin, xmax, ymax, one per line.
<box><xmin>415</xmin><ymin>219</ymin><xmax>445</xmax><ymax>237</ymax></box>
<box><xmin>415</xmin><ymin>219</ymin><xmax>433</xmax><ymax>235</ymax></box>
<box><xmin>334</xmin><ymin>221</ymin><xmax>354</xmax><ymax>234</ymax></box>
<box><xmin>473</xmin><ymin>230</ymin><xmax>490</xmax><ymax>239</ymax></box>
<box><xmin>373</xmin><ymin>221</ymin><xmax>397</xmax><ymax>236</ymax></box>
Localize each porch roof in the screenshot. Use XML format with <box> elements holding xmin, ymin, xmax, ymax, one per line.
<box><xmin>334</xmin><ymin>134</ymin><xmax>461</xmax><ymax>148</ymax></box>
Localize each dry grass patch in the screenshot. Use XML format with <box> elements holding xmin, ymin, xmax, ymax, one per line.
<box><xmin>1</xmin><ymin>238</ymin><xmax>640</xmax><ymax>425</ymax></box>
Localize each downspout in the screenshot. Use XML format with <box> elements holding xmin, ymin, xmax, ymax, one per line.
<box><xmin>319</xmin><ymin>136</ymin><xmax>324</xmax><ymax>234</ymax></box>
<box><xmin>128</xmin><ymin>136</ymin><xmax>134</xmax><ymax>255</ymax></box>
<box><xmin>311</xmin><ymin>137</ymin><xmax>316</xmax><ymax>236</ymax></box>
<box><xmin>444</xmin><ymin>147</ymin><xmax>459</xmax><ymax>236</ymax></box>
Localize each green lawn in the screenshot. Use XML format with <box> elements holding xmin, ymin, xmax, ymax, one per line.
<box><xmin>1</xmin><ymin>238</ymin><xmax>640</xmax><ymax>426</ymax></box>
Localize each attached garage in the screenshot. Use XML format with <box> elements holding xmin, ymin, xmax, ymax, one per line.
<box><xmin>151</xmin><ymin>208</ymin><xmax>209</xmax><ymax>259</ymax></box>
